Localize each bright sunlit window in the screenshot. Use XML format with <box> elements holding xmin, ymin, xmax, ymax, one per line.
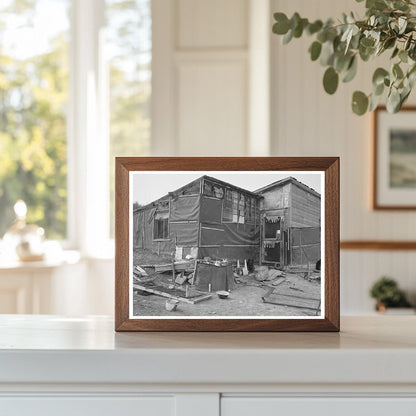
<box><xmin>106</xmin><ymin>0</ymin><xmax>151</xmax><ymax>237</ymax></box>
<box><xmin>0</xmin><ymin>0</ymin><xmax>151</xmax><ymax>250</ymax></box>
<box><xmin>0</xmin><ymin>0</ymin><xmax>70</xmax><ymax>239</ymax></box>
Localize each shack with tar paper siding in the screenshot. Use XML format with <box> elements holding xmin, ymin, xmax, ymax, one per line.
<box><xmin>133</xmin><ymin>175</ymin><xmax>321</xmax><ymax>268</ymax></box>
<box><xmin>256</xmin><ymin>177</ymin><xmax>321</xmax><ymax>268</ymax></box>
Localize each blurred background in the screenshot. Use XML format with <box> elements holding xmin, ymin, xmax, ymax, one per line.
<box><xmin>0</xmin><ymin>0</ymin><xmax>415</xmax><ymax>316</ymax></box>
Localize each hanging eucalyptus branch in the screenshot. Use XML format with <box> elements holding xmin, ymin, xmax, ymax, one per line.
<box><xmin>272</xmin><ymin>0</ymin><xmax>416</xmax><ymax>115</ymax></box>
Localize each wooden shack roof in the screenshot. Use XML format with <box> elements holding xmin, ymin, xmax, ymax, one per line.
<box><xmin>133</xmin><ymin>175</ymin><xmax>262</xmax><ymax>214</ymax></box>
<box><xmin>255</xmin><ymin>177</ymin><xmax>321</xmax><ymax>198</ymax></box>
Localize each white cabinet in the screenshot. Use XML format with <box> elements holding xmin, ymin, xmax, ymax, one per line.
<box><xmin>222</xmin><ymin>398</ymin><xmax>416</xmax><ymax>416</ymax></box>
<box><xmin>0</xmin><ymin>316</ymin><xmax>415</xmax><ymax>416</ymax></box>
<box><xmin>1</xmin><ymin>397</ymin><xmax>175</xmax><ymax>416</ymax></box>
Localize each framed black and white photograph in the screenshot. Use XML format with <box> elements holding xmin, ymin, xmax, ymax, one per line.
<box><xmin>115</xmin><ymin>157</ymin><xmax>339</xmax><ymax>331</ymax></box>
<box><xmin>374</xmin><ymin>106</ymin><xmax>416</xmax><ymax>210</ymax></box>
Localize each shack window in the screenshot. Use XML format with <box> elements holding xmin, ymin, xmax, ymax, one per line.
<box><xmin>204</xmin><ymin>180</ymin><xmax>224</xmax><ymax>198</ymax></box>
<box><xmin>153</xmin><ymin>212</ymin><xmax>169</xmax><ymax>239</ymax></box>
<box><xmin>222</xmin><ymin>189</ymin><xmax>233</xmax><ymax>222</ymax></box>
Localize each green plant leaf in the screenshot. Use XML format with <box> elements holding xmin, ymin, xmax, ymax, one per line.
<box><xmin>282</xmin><ymin>29</ymin><xmax>293</xmax><ymax>44</ymax></box>
<box><xmin>323</xmin><ymin>67</ymin><xmax>339</xmax><ymax>94</ymax></box>
<box><xmin>273</xmin><ymin>13</ymin><xmax>290</xmax><ymax>34</ymax></box>
<box><xmin>387</xmin><ymin>87</ymin><xmax>401</xmax><ymax>112</ymax></box>
<box><xmin>320</xmin><ymin>40</ymin><xmax>335</xmax><ymax>66</ymax></box>
<box><xmin>342</xmin><ymin>56</ymin><xmax>357</xmax><ymax>82</ymax></box>
<box><xmin>393</xmin><ymin>63</ymin><xmax>404</xmax><ymax>79</ymax></box>
<box><xmin>391</xmin><ymin>47</ymin><xmax>399</xmax><ymax>59</ymax></box>
<box><xmin>307</xmin><ymin>20</ymin><xmax>323</xmax><ymax>35</ymax></box>
<box><xmin>405</xmin><ymin>34</ymin><xmax>413</xmax><ymax>50</ymax></box>
<box><xmin>309</xmin><ymin>41</ymin><xmax>322</xmax><ymax>61</ymax></box>
<box><xmin>372</xmin><ymin>67</ymin><xmax>389</xmax><ymax>86</ymax></box>
<box><xmin>399</xmin><ymin>49</ymin><xmax>408</xmax><ymax>63</ymax></box>
<box><xmin>352</xmin><ymin>91</ymin><xmax>369</xmax><ymax>115</ymax></box>
<box><xmin>369</xmin><ymin>92</ymin><xmax>383</xmax><ymax>111</ymax></box>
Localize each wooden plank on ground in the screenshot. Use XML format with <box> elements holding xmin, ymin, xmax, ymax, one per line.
<box><xmin>133</xmin><ymin>284</ymin><xmax>211</xmax><ymax>304</ymax></box>
<box><xmin>154</xmin><ymin>261</ymin><xmax>194</xmax><ymax>273</ymax></box>
<box><xmin>262</xmin><ymin>292</ymin><xmax>320</xmax><ymax>311</ymax></box>
<box><xmin>135</xmin><ymin>265</ymin><xmax>148</xmax><ymax>276</ymax></box>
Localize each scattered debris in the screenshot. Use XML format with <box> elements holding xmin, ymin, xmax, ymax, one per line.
<box><xmin>216</xmin><ymin>290</ymin><xmax>230</xmax><ymax>299</ymax></box>
<box><xmin>133</xmin><ymin>283</ymin><xmax>212</xmax><ymax>304</ymax></box>
<box><xmin>135</xmin><ymin>265</ymin><xmax>148</xmax><ymax>276</ymax></box>
<box><xmin>175</xmin><ymin>272</ymin><xmax>188</xmax><ymax>285</ymax></box>
<box><xmin>154</xmin><ymin>260</ymin><xmax>195</xmax><ymax>273</ymax></box>
<box><xmin>165</xmin><ymin>299</ymin><xmax>179</xmax><ymax>312</ymax></box>
<box><xmin>271</xmin><ymin>277</ymin><xmax>286</xmax><ymax>286</ymax></box>
<box><xmin>262</xmin><ymin>286</ymin><xmax>321</xmax><ymax>313</ymax></box>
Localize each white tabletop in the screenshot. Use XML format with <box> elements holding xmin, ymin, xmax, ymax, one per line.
<box><xmin>0</xmin><ymin>315</ymin><xmax>415</xmax><ymax>386</ymax></box>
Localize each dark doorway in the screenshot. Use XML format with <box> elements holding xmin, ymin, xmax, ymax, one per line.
<box><xmin>264</xmin><ymin>242</ymin><xmax>280</xmax><ymax>262</ymax></box>
<box><xmin>264</xmin><ymin>218</ymin><xmax>281</xmax><ymax>239</ymax></box>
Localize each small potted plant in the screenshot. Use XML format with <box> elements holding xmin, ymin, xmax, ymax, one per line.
<box><xmin>370</xmin><ymin>276</ymin><xmax>413</xmax><ymax>313</ymax></box>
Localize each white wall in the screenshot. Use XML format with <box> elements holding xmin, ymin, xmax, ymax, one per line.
<box><xmin>152</xmin><ymin>0</ymin><xmax>250</xmax><ymax>156</ymax></box>
<box><xmin>63</xmin><ymin>0</ymin><xmax>416</xmax><ymax>316</ymax></box>
<box><xmin>270</xmin><ymin>0</ymin><xmax>416</xmax><ymax>313</ymax></box>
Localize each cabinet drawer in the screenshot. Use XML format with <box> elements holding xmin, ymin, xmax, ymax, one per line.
<box><xmin>0</xmin><ymin>396</ymin><xmax>174</xmax><ymax>416</ymax></box>
<box><xmin>221</xmin><ymin>397</ymin><xmax>416</xmax><ymax>416</ymax></box>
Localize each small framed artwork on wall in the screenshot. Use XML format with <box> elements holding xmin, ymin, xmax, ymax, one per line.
<box><xmin>374</xmin><ymin>106</ymin><xmax>416</xmax><ymax>209</ymax></box>
<box><xmin>115</xmin><ymin>157</ymin><xmax>339</xmax><ymax>332</ymax></box>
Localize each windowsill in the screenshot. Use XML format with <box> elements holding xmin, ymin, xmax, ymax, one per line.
<box><xmin>0</xmin><ymin>250</ymin><xmax>81</xmax><ymax>270</ymax></box>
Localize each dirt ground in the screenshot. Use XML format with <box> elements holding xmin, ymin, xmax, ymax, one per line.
<box><xmin>132</xmin><ymin>249</ymin><xmax>321</xmax><ymax>317</ymax></box>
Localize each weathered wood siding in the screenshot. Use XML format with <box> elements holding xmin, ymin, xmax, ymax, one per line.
<box><xmin>290</xmin><ymin>183</ymin><xmax>320</xmax><ymax>227</ymax></box>
<box><xmin>260</xmin><ymin>183</ymin><xmax>291</xmax><ymax>211</ymax></box>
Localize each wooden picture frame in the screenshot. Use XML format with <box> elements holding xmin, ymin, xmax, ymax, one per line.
<box><xmin>115</xmin><ymin>157</ymin><xmax>339</xmax><ymax>332</ymax></box>
<box><xmin>373</xmin><ymin>106</ymin><xmax>416</xmax><ymax>210</ymax></box>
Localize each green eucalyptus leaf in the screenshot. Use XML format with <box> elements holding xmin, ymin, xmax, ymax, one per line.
<box><xmin>366</xmin><ymin>0</ymin><xmax>388</xmax><ymax>10</ymax></box>
<box><xmin>334</xmin><ymin>52</ymin><xmax>352</xmax><ymax>72</ymax></box>
<box><xmin>383</xmin><ymin>37</ymin><xmax>396</xmax><ymax>50</ymax></box>
<box><xmin>309</xmin><ymin>41</ymin><xmax>322</xmax><ymax>61</ymax></box>
<box><xmin>372</xmin><ymin>67</ymin><xmax>389</xmax><ymax>85</ymax></box>
<box><xmin>399</xmin><ymin>49</ymin><xmax>408</xmax><ymax>63</ymax></box>
<box><xmin>307</xmin><ymin>20</ymin><xmax>323</xmax><ymax>35</ymax></box>
<box><xmin>369</xmin><ymin>92</ymin><xmax>383</xmax><ymax>111</ymax></box>
<box><xmin>323</xmin><ymin>67</ymin><xmax>339</xmax><ymax>94</ymax></box>
<box><xmin>374</xmin><ymin>82</ymin><xmax>385</xmax><ymax>96</ymax></box>
<box><xmin>293</xmin><ymin>18</ymin><xmax>308</xmax><ymax>37</ymax></box>
<box><xmin>282</xmin><ymin>29</ymin><xmax>293</xmax><ymax>44</ymax></box>
<box><xmin>387</xmin><ymin>87</ymin><xmax>401</xmax><ymax>113</ymax></box>
<box><xmin>317</xmin><ymin>29</ymin><xmax>328</xmax><ymax>43</ymax></box>
<box><xmin>352</xmin><ymin>91</ymin><xmax>369</xmax><ymax>115</ymax></box>
<box><xmin>398</xmin><ymin>16</ymin><xmax>407</xmax><ymax>34</ymax></box>
<box><xmin>359</xmin><ymin>44</ymin><xmax>375</xmax><ymax>61</ymax></box>
<box><xmin>320</xmin><ymin>40</ymin><xmax>335</xmax><ymax>66</ymax></box>
<box><xmin>360</xmin><ymin>37</ymin><xmax>375</xmax><ymax>48</ymax></box>
<box><xmin>405</xmin><ymin>34</ymin><xmax>413</xmax><ymax>51</ymax></box>
<box><xmin>342</xmin><ymin>56</ymin><xmax>358</xmax><ymax>82</ymax></box>
<box><xmin>393</xmin><ymin>0</ymin><xmax>409</xmax><ymax>11</ymax></box>
<box><xmin>391</xmin><ymin>47</ymin><xmax>399</xmax><ymax>59</ymax></box>
<box><xmin>290</xmin><ymin>12</ymin><xmax>301</xmax><ymax>29</ymax></box>
<box><xmin>393</xmin><ymin>63</ymin><xmax>404</xmax><ymax>79</ymax></box>
<box><xmin>273</xmin><ymin>13</ymin><xmax>290</xmax><ymax>34</ymax></box>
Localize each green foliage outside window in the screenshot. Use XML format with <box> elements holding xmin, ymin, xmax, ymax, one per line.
<box><xmin>0</xmin><ymin>0</ymin><xmax>69</xmax><ymax>238</ymax></box>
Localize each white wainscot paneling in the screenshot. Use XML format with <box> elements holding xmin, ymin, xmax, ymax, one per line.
<box><xmin>221</xmin><ymin>397</ymin><xmax>416</xmax><ymax>416</ymax></box>
<box><xmin>341</xmin><ymin>250</ymin><xmax>416</xmax><ymax>315</ymax></box>
<box><xmin>270</xmin><ymin>0</ymin><xmax>416</xmax><ymax>315</ymax></box>
<box><xmin>177</xmin><ymin>60</ymin><xmax>247</xmax><ymax>156</ymax></box>
<box><xmin>177</xmin><ymin>0</ymin><xmax>248</xmax><ymax>49</ymax></box>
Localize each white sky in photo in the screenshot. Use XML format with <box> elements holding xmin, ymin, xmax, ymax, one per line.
<box><xmin>132</xmin><ymin>172</ymin><xmax>322</xmax><ymax>206</ymax></box>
